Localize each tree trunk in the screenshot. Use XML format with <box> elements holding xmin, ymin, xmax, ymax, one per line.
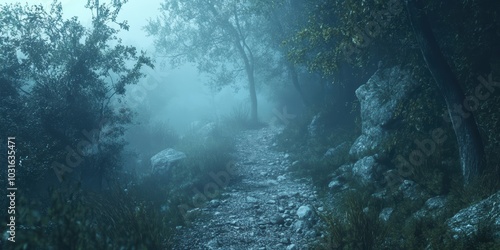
<box><xmin>231</xmin><ymin>39</ymin><xmax>258</xmax><ymax>123</ymax></box>
<box><xmin>246</xmin><ymin>60</ymin><xmax>258</xmax><ymax>123</ymax></box>
<box><xmin>269</xmin><ymin>10</ymin><xmax>309</xmax><ymax>106</ymax></box>
<box><xmin>209</xmin><ymin>4</ymin><xmax>259</xmax><ymax>123</ymax></box>
<box><xmin>405</xmin><ymin>0</ymin><xmax>485</xmax><ymax>185</ymax></box>
<box><xmin>287</xmin><ymin>62</ymin><xmax>308</xmax><ymax>106</ymax></box>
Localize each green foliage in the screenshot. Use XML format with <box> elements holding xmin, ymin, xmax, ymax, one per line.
<box><xmin>275</xmin><ymin>112</ymin><xmax>356</xmax><ymax>189</ymax></box>
<box><xmin>124</xmin><ymin>120</ymin><xmax>179</xmax><ymax>175</ymax></box>
<box><xmin>286</xmin><ymin>0</ymin><xmax>410</xmax><ymax>76</ymax></box>
<box><xmin>317</xmin><ymin>190</ymin><xmax>385</xmax><ymax>250</ymax></box>
<box><xmin>393</xmin><ymin>210</ymin><xmax>500</xmax><ymax>250</ymax></box>
<box><xmin>0</xmin><ymin>2</ymin><xmax>172</xmax><ymax>247</ymax></box>
<box><xmin>174</xmin><ymin>125</ymin><xmax>235</xmax><ymax>188</ymax></box>
<box><xmin>146</xmin><ymin>0</ymin><xmax>267</xmax><ymax>122</ymax></box>
<box><xmin>0</xmin><ymin>0</ymin><xmax>153</xmax><ymax>188</ymax></box>
<box><xmin>130</xmin><ymin>123</ymin><xmax>235</xmax><ymax>220</ymax></box>
<box><xmin>14</xmin><ymin>186</ymin><xmax>175</xmax><ymax>250</ymax></box>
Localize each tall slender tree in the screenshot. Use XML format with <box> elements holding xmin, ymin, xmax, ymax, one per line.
<box><xmin>146</xmin><ymin>0</ymin><xmax>261</xmax><ymax>122</ymax></box>
<box><xmin>285</xmin><ymin>0</ymin><xmax>498</xmax><ymax>185</ymax></box>
<box><xmin>405</xmin><ymin>0</ymin><xmax>484</xmax><ymax>184</ymax></box>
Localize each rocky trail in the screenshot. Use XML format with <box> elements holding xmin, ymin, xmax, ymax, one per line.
<box><xmin>172</xmin><ymin>126</ymin><xmax>325</xmax><ymax>249</ymax></box>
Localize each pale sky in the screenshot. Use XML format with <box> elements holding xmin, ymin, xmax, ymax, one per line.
<box><xmin>0</xmin><ymin>0</ymin><xmax>162</xmax><ymax>51</ymax></box>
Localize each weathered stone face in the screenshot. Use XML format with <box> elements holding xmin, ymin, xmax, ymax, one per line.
<box><xmin>350</xmin><ymin>66</ymin><xmax>417</xmax><ymax>159</ymax></box>
<box><xmin>329</xmin><ymin>67</ymin><xmax>418</xmax><ymax>189</ymax></box>
<box><xmin>448</xmin><ymin>191</ymin><xmax>500</xmax><ymax>241</ymax></box>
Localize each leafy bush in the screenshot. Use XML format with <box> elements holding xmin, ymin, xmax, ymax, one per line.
<box><xmin>0</xmin><ymin>0</ymin><xmax>153</xmax><ymax>191</ymax></box>
<box><xmin>171</xmin><ymin>124</ymin><xmax>235</xmax><ymax>193</ymax></box>
<box><xmin>275</xmin><ymin>112</ymin><xmax>356</xmax><ymax>189</ymax></box>
<box><xmin>123</xmin><ymin>120</ymin><xmax>180</xmax><ymax>176</ymax></box>
<box><xmin>126</xmin><ymin>122</ymin><xmax>236</xmax><ymax>226</ymax></box>
<box><xmin>12</xmin><ymin>186</ymin><xmax>175</xmax><ymax>250</ymax></box>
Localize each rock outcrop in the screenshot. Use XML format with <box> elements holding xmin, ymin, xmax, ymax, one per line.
<box><xmin>448</xmin><ymin>191</ymin><xmax>500</xmax><ymax>241</ymax></box>
<box><xmin>150</xmin><ymin>148</ymin><xmax>186</xmax><ymax>174</ymax></box>
<box><xmin>328</xmin><ymin>66</ymin><xmax>417</xmax><ymax>189</ymax></box>
<box><xmin>349</xmin><ymin>66</ymin><xmax>417</xmax><ymax>159</ymax></box>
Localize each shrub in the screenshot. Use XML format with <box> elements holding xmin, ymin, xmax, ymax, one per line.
<box><xmin>317</xmin><ymin>190</ymin><xmax>385</xmax><ymax>250</ymax></box>
<box><xmin>13</xmin><ymin>186</ymin><xmax>175</xmax><ymax>250</ymax></box>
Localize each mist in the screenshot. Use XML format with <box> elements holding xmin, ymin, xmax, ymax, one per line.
<box><xmin>1</xmin><ymin>0</ymin><xmax>499</xmax><ymax>249</ymax></box>
<box><xmin>125</xmin><ymin>64</ymin><xmax>276</xmax><ymax>136</ymax></box>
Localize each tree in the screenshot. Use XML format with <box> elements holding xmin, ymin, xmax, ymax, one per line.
<box><xmin>254</xmin><ymin>0</ymin><xmax>310</xmax><ymax>107</ymax></box>
<box><xmin>0</xmin><ymin>0</ymin><xmax>153</xmax><ymax>191</ymax></box>
<box><xmin>146</xmin><ymin>0</ymin><xmax>262</xmax><ymax>123</ymax></box>
<box><xmin>405</xmin><ymin>0</ymin><xmax>484</xmax><ymax>184</ymax></box>
<box><xmin>286</xmin><ymin>0</ymin><xmax>499</xmax><ymax>185</ymax></box>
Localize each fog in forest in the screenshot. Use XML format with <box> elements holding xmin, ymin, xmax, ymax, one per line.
<box><xmin>1</xmin><ymin>0</ymin><xmax>500</xmax><ymax>249</ymax></box>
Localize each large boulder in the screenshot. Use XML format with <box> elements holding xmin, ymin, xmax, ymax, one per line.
<box><xmin>448</xmin><ymin>191</ymin><xmax>500</xmax><ymax>241</ymax></box>
<box><xmin>198</xmin><ymin>122</ymin><xmax>217</xmax><ymax>137</ymax></box>
<box><xmin>150</xmin><ymin>148</ymin><xmax>186</xmax><ymax>174</ymax></box>
<box><xmin>326</xmin><ymin>67</ymin><xmax>417</xmax><ymax>191</ymax></box>
<box><xmin>414</xmin><ymin>196</ymin><xmax>448</xmax><ymax>220</ymax></box>
<box><xmin>349</xmin><ymin>66</ymin><xmax>417</xmax><ymax>159</ymax></box>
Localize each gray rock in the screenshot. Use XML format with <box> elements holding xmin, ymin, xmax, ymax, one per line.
<box><xmin>246</xmin><ymin>196</ymin><xmax>258</xmax><ymax>203</ymax></box>
<box><xmin>324</xmin><ymin>142</ymin><xmax>349</xmax><ymax>158</ymax></box>
<box><xmin>286</xmin><ymin>244</ymin><xmax>297</xmax><ymax>250</ymax></box>
<box><xmin>206</xmin><ymin>238</ymin><xmax>221</xmax><ymax>249</ymax></box>
<box><xmin>349</xmin><ymin>66</ymin><xmax>417</xmax><ymax>159</ymax></box>
<box><xmin>293</xmin><ymin>220</ymin><xmax>306</xmax><ymax>233</ymax></box>
<box><xmin>398</xmin><ymin>180</ymin><xmax>426</xmax><ymax>201</ymax></box>
<box><xmin>305</xmin><ymin>230</ymin><xmax>316</xmax><ymax>238</ymax></box>
<box><xmin>349</xmin><ymin>129</ymin><xmax>387</xmax><ymax>159</ymax></box>
<box><xmin>307</xmin><ymin>114</ymin><xmax>322</xmax><ymax>137</ymax></box>
<box><xmin>448</xmin><ymin>191</ymin><xmax>500</xmax><ymax>240</ymax></box>
<box><xmin>280</xmin><ymin>237</ymin><xmax>290</xmax><ymax>244</ymax></box>
<box><xmin>267</xmin><ymin>199</ymin><xmax>276</xmax><ymax>204</ymax></box>
<box><xmin>352</xmin><ymin>155</ymin><xmax>378</xmax><ymax>184</ymax></box>
<box><xmin>270</xmin><ymin>215</ymin><xmax>285</xmax><ymax>225</ymax></box>
<box><xmin>150</xmin><ymin>148</ymin><xmax>186</xmax><ymax>173</ymax></box>
<box><xmin>328</xmin><ymin>180</ymin><xmax>343</xmax><ymax>190</ymax></box>
<box><xmin>414</xmin><ymin>196</ymin><xmax>447</xmax><ymax>219</ymax></box>
<box><xmin>297</xmin><ymin>205</ymin><xmax>313</xmax><ymax>220</ymax></box>
<box><xmin>198</xmin><ymin>122</ymin><xmax>217</xmax><ymax>137</ymax></box>
<box><xmin>208</xmin><ymin>199</ymin><xmax>221</xmax><ymax>208</ymax></box>
<box><xmin>379</xmin><ymin>207</ymin><xmax>394</xmax><ymax>222</ymax></box>
<box><xmin>185</xmin><ymin>208</ymin><xmax>201</xmax><ymax>221</ymax></box>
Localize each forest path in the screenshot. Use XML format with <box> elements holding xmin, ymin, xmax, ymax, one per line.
<box><xmin>172</xmin><ymin>125</ymin><xmax>325</xmax><ymax>250</ymax></box>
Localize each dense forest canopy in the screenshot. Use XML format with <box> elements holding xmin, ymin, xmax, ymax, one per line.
<box><xmin>0</xmin><ymin>0</ymin><xmax>499</xmax><ymax>249</ymax></box>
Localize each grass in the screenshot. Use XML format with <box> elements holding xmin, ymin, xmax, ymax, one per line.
<box><xmin>277</xmin><ymin>89</ymin><xmax>500</xmax><ymax>249</ymax></box>
<box><xmin>220</xmin><ymin>102</ymin><xmax>265</xmax><ymax>130</ymax></box>
<box><xmin>13</xmin><ymin>185</ymin><xmax>175</xmax><ymax>250</ymax></box>
<box><xmin>316</xmin><ymin>190</ymin><xmax>385</xmax><ymax>250</ymax></box>
<box><xmin>3</xmin><ymin>119</ymin><xmax>238</xmax><ymax>249</ymax></box>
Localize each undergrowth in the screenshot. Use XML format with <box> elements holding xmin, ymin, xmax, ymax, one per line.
<box><xmin>12</xmin><ymin>185</ymin><xmax>175</xmax><ymax>249</ymax></box>
<box><xmin>2</xmin><ymin>120</ymin><xmax>237</xmax><ymax>249</ymax></box>
<box><xmin>277</xmin><ymin>78</ymin><xmax>500</xmax><ymax>249</ymax></box>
